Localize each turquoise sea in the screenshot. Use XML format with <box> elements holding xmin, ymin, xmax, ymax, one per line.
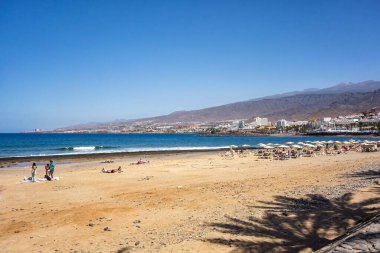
<box><xmin>0</xmin><ymin>133</ymin><xmax>378</xmax><ymax>158</ymax></box>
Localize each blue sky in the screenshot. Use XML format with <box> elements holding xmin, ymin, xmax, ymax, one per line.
<box><xmin>1</xmin><ymin>0</ymin><xmax>380</xmax><ymax>132</ymax></box>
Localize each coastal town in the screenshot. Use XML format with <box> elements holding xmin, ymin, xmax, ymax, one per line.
<box><xmin>38</xmin><ymin>108</ymin><xmax>380</xmax><ymax>135</ymax></box>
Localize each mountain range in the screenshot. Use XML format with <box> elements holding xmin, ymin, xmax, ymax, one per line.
<box><xmin>130</xmin><ymin>80</ymin><xmax>380</xmax><ymax>124</ymax></box>
<box><xmin>60</xmin><ymin>80</ymin><xmax>380</xmax><ymax>130</ymax></box>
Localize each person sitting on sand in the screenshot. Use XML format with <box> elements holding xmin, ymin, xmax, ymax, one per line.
<box><xmin>31</xmin><ymin>163</ymin><xmax>37</xmax><ymax>182</ymax></box>
<box><xmin>45</xmin><ymin>163</ymin><xmax>50</xmax><ymax>176</ymax></box>
<box><xmin>49</xmin><ymin>160</ymin><xmax>55</xmax><ymax>178</ymax></box>
<box><xmin>101</xmin><ymin>166</ymin><xmax>122</xmax><ymax>173</ymax></box>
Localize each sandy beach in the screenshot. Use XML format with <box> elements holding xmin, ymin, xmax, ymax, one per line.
<box><xmin>1</xmin><ymin>150</ymin><xmax>379</xmax><ymax>253</ymax></box>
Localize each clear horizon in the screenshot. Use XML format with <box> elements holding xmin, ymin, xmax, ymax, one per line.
<box><xmin>1</xmin><ymin>0</ymin><xmax>380</xmax><ymax>132</ymax></box>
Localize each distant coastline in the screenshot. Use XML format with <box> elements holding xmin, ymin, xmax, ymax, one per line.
<box><xmin>22</xmin><ymin>130</ymin><xmax>380</xmax><ymax>137</ymax></box>
<box><xmin>199</xmin><ymin>132</ymin><xmax>380</xmax><ymax>137</ymax></box>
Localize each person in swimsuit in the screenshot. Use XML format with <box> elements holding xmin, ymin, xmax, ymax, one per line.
<box><xmin>31</xmin><ymin>163</ymin><xmax>37</xmax><ymax>182</ymax></box>
<box><xmin>102</xmin><ymin>166</ymin><xmax>122</xmax><ymax>173</ymax></box>
<box><xmin>45</xmin><ymin>163</ymin><xmax>50</xmax><ymax>176</ymax></box>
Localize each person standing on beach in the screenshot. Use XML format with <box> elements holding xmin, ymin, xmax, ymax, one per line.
<box><xmin>49</xmin><ymin>160</ymin><xmax>55</xmax><ymax>178</ymax></box>
<box><xmin>45</xmin><ymin>163</ymin><xmax>50</xmax><ymax>176</ymax></box>
<box><xmin>31</xmin><ymin>163</ymin><xmax>37</xmax><ymax>182</ymax></box>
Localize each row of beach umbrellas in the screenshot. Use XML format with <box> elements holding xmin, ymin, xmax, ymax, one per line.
<box><xmin>229</xmin><ymin>139</ymin><xmax>379</xmax><ymax>150</ymax></box>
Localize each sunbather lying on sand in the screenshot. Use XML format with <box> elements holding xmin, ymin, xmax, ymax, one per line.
<box><xmin>101</xmin><ymin>166</ymin><xmax>122</xmax><ymax>173</ymax></box>
<box><xmin>101</xmin><ymin>160</ymin><xmax>114</xmax><ymax>163</ymax></box>
<box><xmin>130</xmin><ymin>159</ymin><xmax>150</xmax><ymax>165</ymax></box>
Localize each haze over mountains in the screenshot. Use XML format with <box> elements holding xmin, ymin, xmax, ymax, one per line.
<box><xmin>252</xmin><ymin>80</ymin><xmax>380</xmax><ymax>100</ymax></box>
<box><xmin>61</xmin><ymin>80</ymin><xmax>380</xmax><ymax>130</ymax></box>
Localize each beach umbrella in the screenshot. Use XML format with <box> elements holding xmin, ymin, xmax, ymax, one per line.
<box><xmin>230</xmin><ymin>145</ymin><xmax>238</xmax><ymax>149</ymax></box>
<box><xmin>327</xmin><ymin>140</ymin><xmax>334</xmax><ymax>144</ymax></box>
<box><xmin>242</xmin><ymin>144</ymin><xmax>250</xmax><ymax>149</ymax></box>
<box><xmin>334</xmin><ymin>141</ymin><xmax>342</xmax><ymax>144</ymax></box>
<box><xmin>286</xmin><ymin>142</ymin><xmax>294</xmax><ymax>145</ymax></box>
<box><xmin>265</xmin><ymin>145</ymin><xmax>275</xmax><ymax>149</ymax></box>
<box><xmin>291</xmin><ymin>145</ymin><xmax>302</xmax><ymax>149</ymax></box>
<box><xmin>267</xmin><ymin>143</ymin><xmax>274</xmax><ymax>145</ymax></box>
<box><xmin>297</xmin><ymin>142</ymin><xmax>305</xmax><ymax>145</ymax></box>
<box><xmin>274</xmin><ymin>143</ymin><xmax>281</xmax><ymax>146</ymax></box>
<box><xmin>258</xmin><ymin>143</ymin><xmax>266</xmax><ymax>147</ymax></box>
<box><xmin>278</xmin><ymin>145</ymin><xmax>290</xmax><ymax>148</ymax></box>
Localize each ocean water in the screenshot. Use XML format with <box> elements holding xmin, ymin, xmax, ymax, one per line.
<box><xmin>0</xmin><ymin>133</ymin><xmax>377</xmax><ymax>158</ymax></box>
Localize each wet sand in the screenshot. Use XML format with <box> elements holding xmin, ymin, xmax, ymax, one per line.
<box><xmin>0</xmin><ymin>151</ymin><xmax>379</xmax><ymax>252</ymax></box>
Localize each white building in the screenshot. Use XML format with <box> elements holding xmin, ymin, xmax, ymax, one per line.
<box><xmin>288</xmin><ymin>121</ymin><xmax>308</xmax><ymax>126</ymax></box>
<box><xmin>276</xmin><ymin>119</ymin><xmax>288</xmax><ymax>128</ymax></box>
<box><xmin>252</xmin><ymin>117</ymin><xmax>269</xmax><ymax>127</ymax></box>
<box><xmin>322</xmin><ymin>117</ymin><xmax>332</xmax><ymax>123</ymax></box>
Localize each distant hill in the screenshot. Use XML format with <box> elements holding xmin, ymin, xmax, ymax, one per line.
<box><xmin>137</xmin><ymin>89</ymin><xmax>380</xmax><ymax>123</ymax></box>
<box><xmin>58</xmin><ymin>80</ymin><xmax>380</xmax><ymax>130</ymax></box>
<box><xmin>251</xmin><ymin>80</ymin><xmax>380</xmax><ymax>101</ymax></box>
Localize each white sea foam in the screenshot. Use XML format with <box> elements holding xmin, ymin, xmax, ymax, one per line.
<box><xmin>73</xmin><ymin>146</ymin><xmax>96</xmax><ymax>151</ymax></box>
<box><xmin>8</xmin><ymin>146</ymin><xmax>230</xmax><ymax>158</ymax></box>
<box><xmin>122</xmin><ymin>146</ymin><xmax>230</xmax><ymax>152</ymax></box>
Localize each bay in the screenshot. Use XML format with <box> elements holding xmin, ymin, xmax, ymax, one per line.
<box><xmin>0</xmin><ymin>133</ymin><xmax>377</xmax><ymax>158</ymax></box>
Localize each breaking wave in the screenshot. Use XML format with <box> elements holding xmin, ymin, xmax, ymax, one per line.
<box><xmin>56</xmin><ymin>146</ymin><xmax>118</xmax><ymax>151</ymax></box>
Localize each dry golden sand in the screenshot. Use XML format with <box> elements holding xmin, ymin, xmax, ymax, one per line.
<box><xmin>0</xmin><ymin>151</ymin><xmax>379</xmax><ymax>253</ymax></box>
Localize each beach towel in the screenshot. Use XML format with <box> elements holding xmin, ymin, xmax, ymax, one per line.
<box><xmin>21</xmin><ymin>176</ymin><xmax>60</xmax><ymax>183</ymax></box>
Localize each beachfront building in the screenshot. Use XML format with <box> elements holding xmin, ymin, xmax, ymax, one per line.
<box><xmin>360</xmin><ymin>118</ymin><xmax>380</xmax><ymax>132</ymax></box>
<box><xmin>322</xmin><ymin>117</ymin><xmax>332</xmax><ymax>123</ymax></box>
<box><xmin>251</xmin><ymin>117</ymin><xmax>269</xmax><ymax>127</ymax></box>
<box><xmin>276</xmin><ymin>119</ymin><xmax>288</xmax><ymax>128</ymax></box>
<box><xmin>319</xmin><ymin>117</ymin><xmax>334</xmax><ymax>131</ymax></box>
<box><xmin>306</xmin><ymin>120</ymin><xmax>322</xmax><ymax>130</ymax></box>
<box><xmin>226</xmin><ymin>121</ymin><xmax>240</xmax><ymax>131</ymax></box>
<box><xmin>288</xmin><ymin>121</ymin><xmax>308</xmax><ymax>126</ymax></box>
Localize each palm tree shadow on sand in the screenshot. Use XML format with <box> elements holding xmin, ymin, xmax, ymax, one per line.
<box><xmin>349</xmin><ymin>169</ymin><xmax>380</xmax><ymax>180</ymax></box>
<box><xmin>208</xmin><ymin>189</ymin><xmax>379</xmax><ymax>252</ymax></box>
<box><xmin>207</xmin><ymin>168</ymin><xmax>380</xmax><ymax>252</ymax></box>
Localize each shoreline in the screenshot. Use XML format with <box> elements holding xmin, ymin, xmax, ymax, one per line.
<box><xmin>0</xmin><ymin>148</ymin><xmax>229</xmax><ymax>165</ymax></box>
